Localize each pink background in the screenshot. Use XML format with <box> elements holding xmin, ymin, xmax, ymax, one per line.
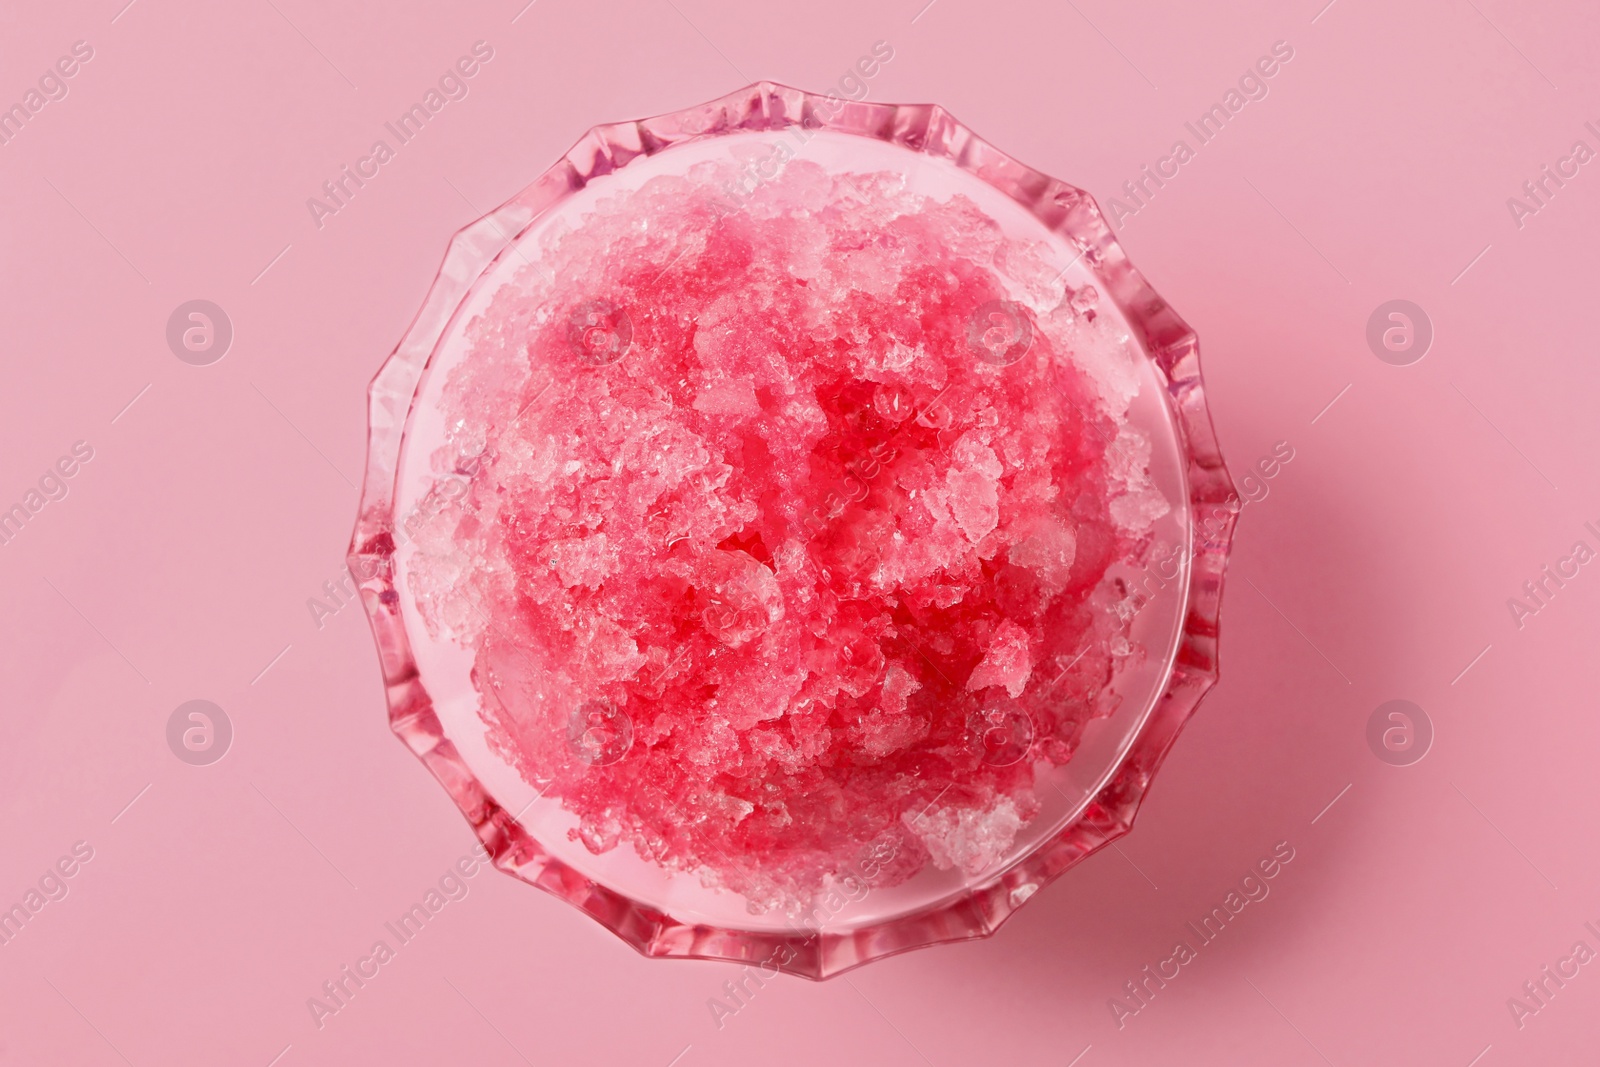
<box><xmin>2</xmin><ymin>0</ymin><xmax>1597</xmax><ymax>1063</ymax></box>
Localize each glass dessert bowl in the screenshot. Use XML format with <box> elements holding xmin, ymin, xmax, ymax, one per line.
<box><xmin>350</xmin><ymin>82</ymin><xmax>1237</xmax><ymax>979</ymax></box>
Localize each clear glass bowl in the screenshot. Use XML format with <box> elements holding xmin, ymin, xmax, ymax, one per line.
<box><xmin>349</xmin><ymin>82</ymin><xmax>1237</xmax><ymax>978</ymax></box>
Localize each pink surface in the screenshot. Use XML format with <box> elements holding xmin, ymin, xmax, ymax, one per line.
<box><xmin>1</xmin><ymin>0</ymin><xmax>1595</xmax><ymax>1064</ymax></box>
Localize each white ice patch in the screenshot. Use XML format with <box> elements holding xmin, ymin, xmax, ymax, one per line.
<box><xmin>904</xmin><ymin>796</ymin><xmax>1025</xmax><ymax>876</ymax></box>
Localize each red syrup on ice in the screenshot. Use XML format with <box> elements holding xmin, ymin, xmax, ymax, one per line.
<box><xmin>404</xmin><ymin>157</ymin><xmax>1171</xmax><ymax>910</ymax></box>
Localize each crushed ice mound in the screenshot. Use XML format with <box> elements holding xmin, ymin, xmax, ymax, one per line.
<box><xmin>406</xmin><ymin>157</ymin><xmax>1164</xmax><ymax>907</ymax></box>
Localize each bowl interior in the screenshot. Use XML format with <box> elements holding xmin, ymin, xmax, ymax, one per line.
<box><xmin>387</xmin><ymin>126</ymin><xmax>1193</xmax><ymax>936</ymax></box>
